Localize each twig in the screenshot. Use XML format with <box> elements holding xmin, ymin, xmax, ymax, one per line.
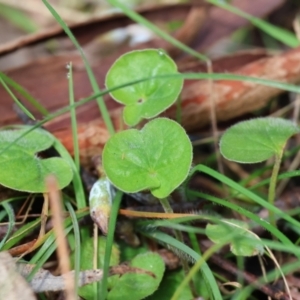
<box><xmin>207</xmin><ymin>249</ymin><xmax>292</xmax><ymax>300</ymax></box>
<box><xmin>47</xmin><ymin>175</ymin><xmax>75</xmax><ymax>300</ymax></box>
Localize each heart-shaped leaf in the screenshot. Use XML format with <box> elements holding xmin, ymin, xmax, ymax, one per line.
<box><xmin>107</xmin><ymin>252</ymin><xmax>165</xmax><ymax>300</ymax></box>
<box><xmin>105</xmin><ymin>49</ymin><xmax>183</xmax><ymax>126</ymax></box>
<box><xmin>102</xmin><ymin>118</ymin><xmax>192</xmax><ymax>198</ymax></box>
<box><xmin>0</xmin><ymin>128</ymin><xmax>73</xmax><ymax>192</ymax></box>
<box><xmin>220</xmin><ymin>117</ymin><xmax>300</xmax><ymax>163</ymax></box>
<box><xmin>205</xmin><ymin>220</ymin><xmax>264</xmax><ymax>256</ymax></box>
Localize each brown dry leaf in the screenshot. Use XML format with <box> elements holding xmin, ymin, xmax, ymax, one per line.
<box><xmin>0</xmin><ymin>0</ymin><xmax>284</xmax><ymax>57</ymax></box>
<box><xmin>0</xmin><ymin>2</ymin><xmax>197</xmax><ymax>56</ymax></box>
<box><xmin>0</xmin><ymin>251</ymin><xmax>36</xmax><ymax>300</ymax></box>
<box><xmin>170</xmin><ymin>46</ymin><xmax>300</xmax><ymax>131</ymax></box>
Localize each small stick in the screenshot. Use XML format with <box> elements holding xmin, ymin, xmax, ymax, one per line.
<box><xmin>47</xmin><ymin>175</ymin><xmax>75</xmax><ymax>300</ymax></box>
<box><xmin>207</xmin><ymin>249</ymin><xmax>292</xmax><ymax>300</ymax></box>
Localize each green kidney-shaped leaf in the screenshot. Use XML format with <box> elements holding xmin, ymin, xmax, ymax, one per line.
<box><xmin>0</xmin><ymin>128</ymin><xmax>73</xmax><ymax>192</ymax></box>
<box><xmin>220</xmin><ymin>117</ymin><xmax>300</xmax><ymax>163</ymax></box>
<box><xmin>107</xmin><ymin>252</ymin><xmax>165</xmax><ymax>300</ymax></box>
<box><xmin>205</xmin><ymin>220</ymin><xmax>264</xmax><ymax>257</ymax></box>
<box><xmin>102</xmin><ymin>118</ymin><xmax>192</xmax><ymax>198</ymax></box>
<box><xmin>105</xmin><ymin>49</ymin><xmax>183</xmax><ymax>126</ymax></box>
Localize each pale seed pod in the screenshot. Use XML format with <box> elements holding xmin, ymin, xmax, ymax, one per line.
<box><xmin>89</xmin><ymin>177</ymin><xmax>115</xmax><ymax>234</ymax></box>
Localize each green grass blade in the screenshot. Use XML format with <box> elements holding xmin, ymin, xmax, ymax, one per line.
<box><xmin>67</xmin><ymin>62</ymin><xmax>80</xmax><ymax>171</ymax></box>
<box><xmin>0</xmin><ymin>76</ymin><xmax>35</xmax><ymax>120</ymax></box>
<box><xmin>52</xmin><ymin>137</ymin><xmax>86</xmax><ymax>209</ymax></box>
<box><xmin>27</xmin><ymin>226</ymin><xmax>73</xmax><ymax>281</ymax></box>
<box><xmin>207</xmin><ymin>0</ymin><xmax>300</xmax><ymax>48</ymax></box>
<box><xmin>100</xmin><ymin>190</ymin><xmax>123</xmax><ymax>298</ymax></box>
<box><xmin>3</xmin><ymin>217</ymin><xmax>41</xmax><ymax>250</ymax></box>
<box><xmin>0</xmin><ymin>72</ymin><xmax>49</xmax><ymax>116</ymax></box>
<box><xmin>190</xmin><ymin>165</ymin><xmax>300</xmax><ymax>229</ymax></box>
<box><xmin>3</xmin><ymin>72</ymin><xmax>300</xmax><ymax>159</ymax></box>
<box><xmin>0</xmin><ymin>201</ymin><xmax>15</xmax><ymax>250</ymax></box>
<box><xmin>143</xmin><ymin>230</ymin><xmax>222</xmax><ymax>300</ymax></box>
<box><xmin>0</xmin><ymin>4</ymin><xmax>38</xmax><ymax>33</ymax></box>
<box><xmin>108</xmin><ymin>0</ymin><xmax>208</xmax><ymax>62</ymax></box>
<box><xmin>42</xmin><ymin>0</ymin><xmax>115</xmax><ymax>136</ymax></box>
<box><xmin>65</xmin><ymin>201</ymin><xmax>81</xmax><ymax>297</ymax></box>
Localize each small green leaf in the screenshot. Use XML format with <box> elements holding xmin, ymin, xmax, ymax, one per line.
<box><xmin>102</xmin><ymin>118</ymin><xmax>192</xmax><ymax>198</ymax></box>
<box><xmin>70</xmin><ymin>236</ymin><xmax>120</xmax><ymax>300</ymax></box>
<box><xmin>220</xmin><ymin>117</ymin><xmax>300</xmax><ymax>163</ymax></box>
<box><xmin>0</xmin><ymin>128</ymin><xmax>73</xmax><ymax>192</ymax></box>
<box><xmin>105</xmin><ymin>49</ymin><xmax>183</xmax><ymax>126</ymax></box>
<box><xmin>107</xmin><ymin>252</ymin><xmax>165</xmax><ymax>300</ymax></box>
<box><xmin>147</xmin><ymin>269</ymin><xmax>210</xmax><ymax>300</ymax></box>
<box><xmin>205</xmin><ymin>220</ymin><xmax>264</xmax><ymax>256</ymax></box>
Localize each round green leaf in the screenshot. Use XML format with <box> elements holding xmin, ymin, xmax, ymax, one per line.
<box><xmin>0</xmin><ymin>128</ymin><xmax>73</xmax><ymax>192</ymax></box>
<box><xmin>102</xmin><ymin>118</ymin><xmax>192</xmax><ymax>198</ymax></box>
<box><xmin>205</xmin><ymin>220</ymin><xmax>264</xmax><ymax>257</ymax></box>
<box><xmin>107</xmin><ymin>252</ymin><xmax>165</xmax><ymax>300</ymax></box>
<box><xmin>105</xmin><ymin>49</ymin><xmax>183</xmax><ymax>126</ymax></box>
<box><xmin>220</xmin><ymin>117</ymin><xmax>300</xmax><ymax>163</ymax></box>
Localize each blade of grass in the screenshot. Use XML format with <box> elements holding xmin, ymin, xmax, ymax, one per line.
<box><xmin>0</xmin><ymin>3</ymin><xmax>38</xmax><ymax>33</ymax></box>
<box><xmin>65</xmin><ymin>200</ymin><xmax>81</xmax><ymax>297</ymax></box>
<box><xmin>143</xmin><ymin>230</ymin><xmax>222</xmax><ymax>300</ymax></box>
<box><xmin>52</xmin><ymin>137</ymin><xmax>86</xmax><ymax>210</ymax></box>
<box><xmin>234</xmin><ymin>257</ymin><xmax>300</xmax><ymax>300</ymax></box>
<box><xmin>0</xmin><ymin>76</ymin><xmax>35</xmax><ymax>120</ymax></box>
<box><xmin>100</xmin><ymin>190</ymin><xmax>122</xmax><ymax>298</ymax></box>
<box><xmin>0</xmin><ymin>201</ymin><xmax>15</xmax><ymax>250</ymax></box>
<box><xmin>67</xmin><ymin>62</ymin><xmax>80</xmax><ymax>170</ymax></box>
<box><xmin>186</xmin><ymin>189</ymin><xmax>300</xmax><ymax>257</ymax></box>
<box><xmin>0</xmin><ymin>72</ymin><xmax>49</xmax><ymax>116</ymax></box>
<box><xmin>207</xmin><ymin>0</ymin><xmax>300</xmax><ymax>48</ymax></box>
<box><xmin>42</xmin><ymin>0</ymin><xmax>115</xmax><ymax>136</ymax></box>
<box><xmin>107</xmin><ymin>0</ymin><xmax>208</xmax><ymax>62</ymax></box>
<box><xmin>3</xmin><ymin>217</ymin><xmax>41</xmax><ymax>250</ymax></box>
<box><xmin>27</xmin><ymin>226</ymin><xmax>73</xmax><ymax>281</ymax></box>
<box><xmin>3</xmin><ymin>72</ymin><xmax>300</xmax><ymax>157</ymax></box>
<box><xmin>28</xmin><ymin>208</ymin><xmax>88</xmax><ymax>279</ymax></box>
<box><xmin>189</xmin><ymin>165</ymin><xmax>300</xmax><ymax>229</ymax></box>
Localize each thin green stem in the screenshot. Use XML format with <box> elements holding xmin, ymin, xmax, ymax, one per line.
<box><xmin>68</xmin><ymin>62</ymin><xmax>80</xmax><ymax>171</ymax></box>
<box><xmin>159</xmin><ymin>197</ymin><xmax>173</xmax><ymax>213</ymax></box>
<box><xmin>172</xmin><ymin>242</ymin><xmax>224</xmax><ymax>300</ymax></box>
<box><xmin>42</xmin><ymin>0</ymin><xmax>115</xmax><ymax>136</ymax></box>
<box><xmin>159</xmin><ymin>197</ymin><xmax>197</xmax><ymax>297</ymax></box>
<box><xmin>100</xmin><ymin>190</ymin><xmax>123</xmax><ymax>298</ymax></box>
<box><xmin>268</xmin><ymin>151</ymin><xmax>283</xmax><ymax>227</ymax></box>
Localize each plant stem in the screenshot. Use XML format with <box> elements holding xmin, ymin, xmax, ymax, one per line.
<box><xmin>268</xmin><ymin>151</ymin><xmax>283</xmax><ymax>227</ymax></box>
<box><xmin>159</xmin><ymin>197</ymin><xmax>197</xmax><ymax>297</ymax></box>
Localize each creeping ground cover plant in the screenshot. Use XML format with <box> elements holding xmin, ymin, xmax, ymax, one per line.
<box><xmin>101</xmin><ymin>49</ymin><xmax>192</xmax><ymax>206</ymax></box>
<box><xmin>219</xmin><ymin>117</ymin><xmax>300</xmax><ymax>227</ymax></box>
<box><xmin>88</xmin><ymin>49</ymin><xmax>192</xmax><ymax>300</ymax></box>
<box><xmin>105</xmin><ymin>49</ymin><xmax>183</xmax><ymax>127</ymax></box>
<box><xmin>0</xmin><ymin>127</ymin><xmax>73</xmax><ymax>192</ymax></box>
